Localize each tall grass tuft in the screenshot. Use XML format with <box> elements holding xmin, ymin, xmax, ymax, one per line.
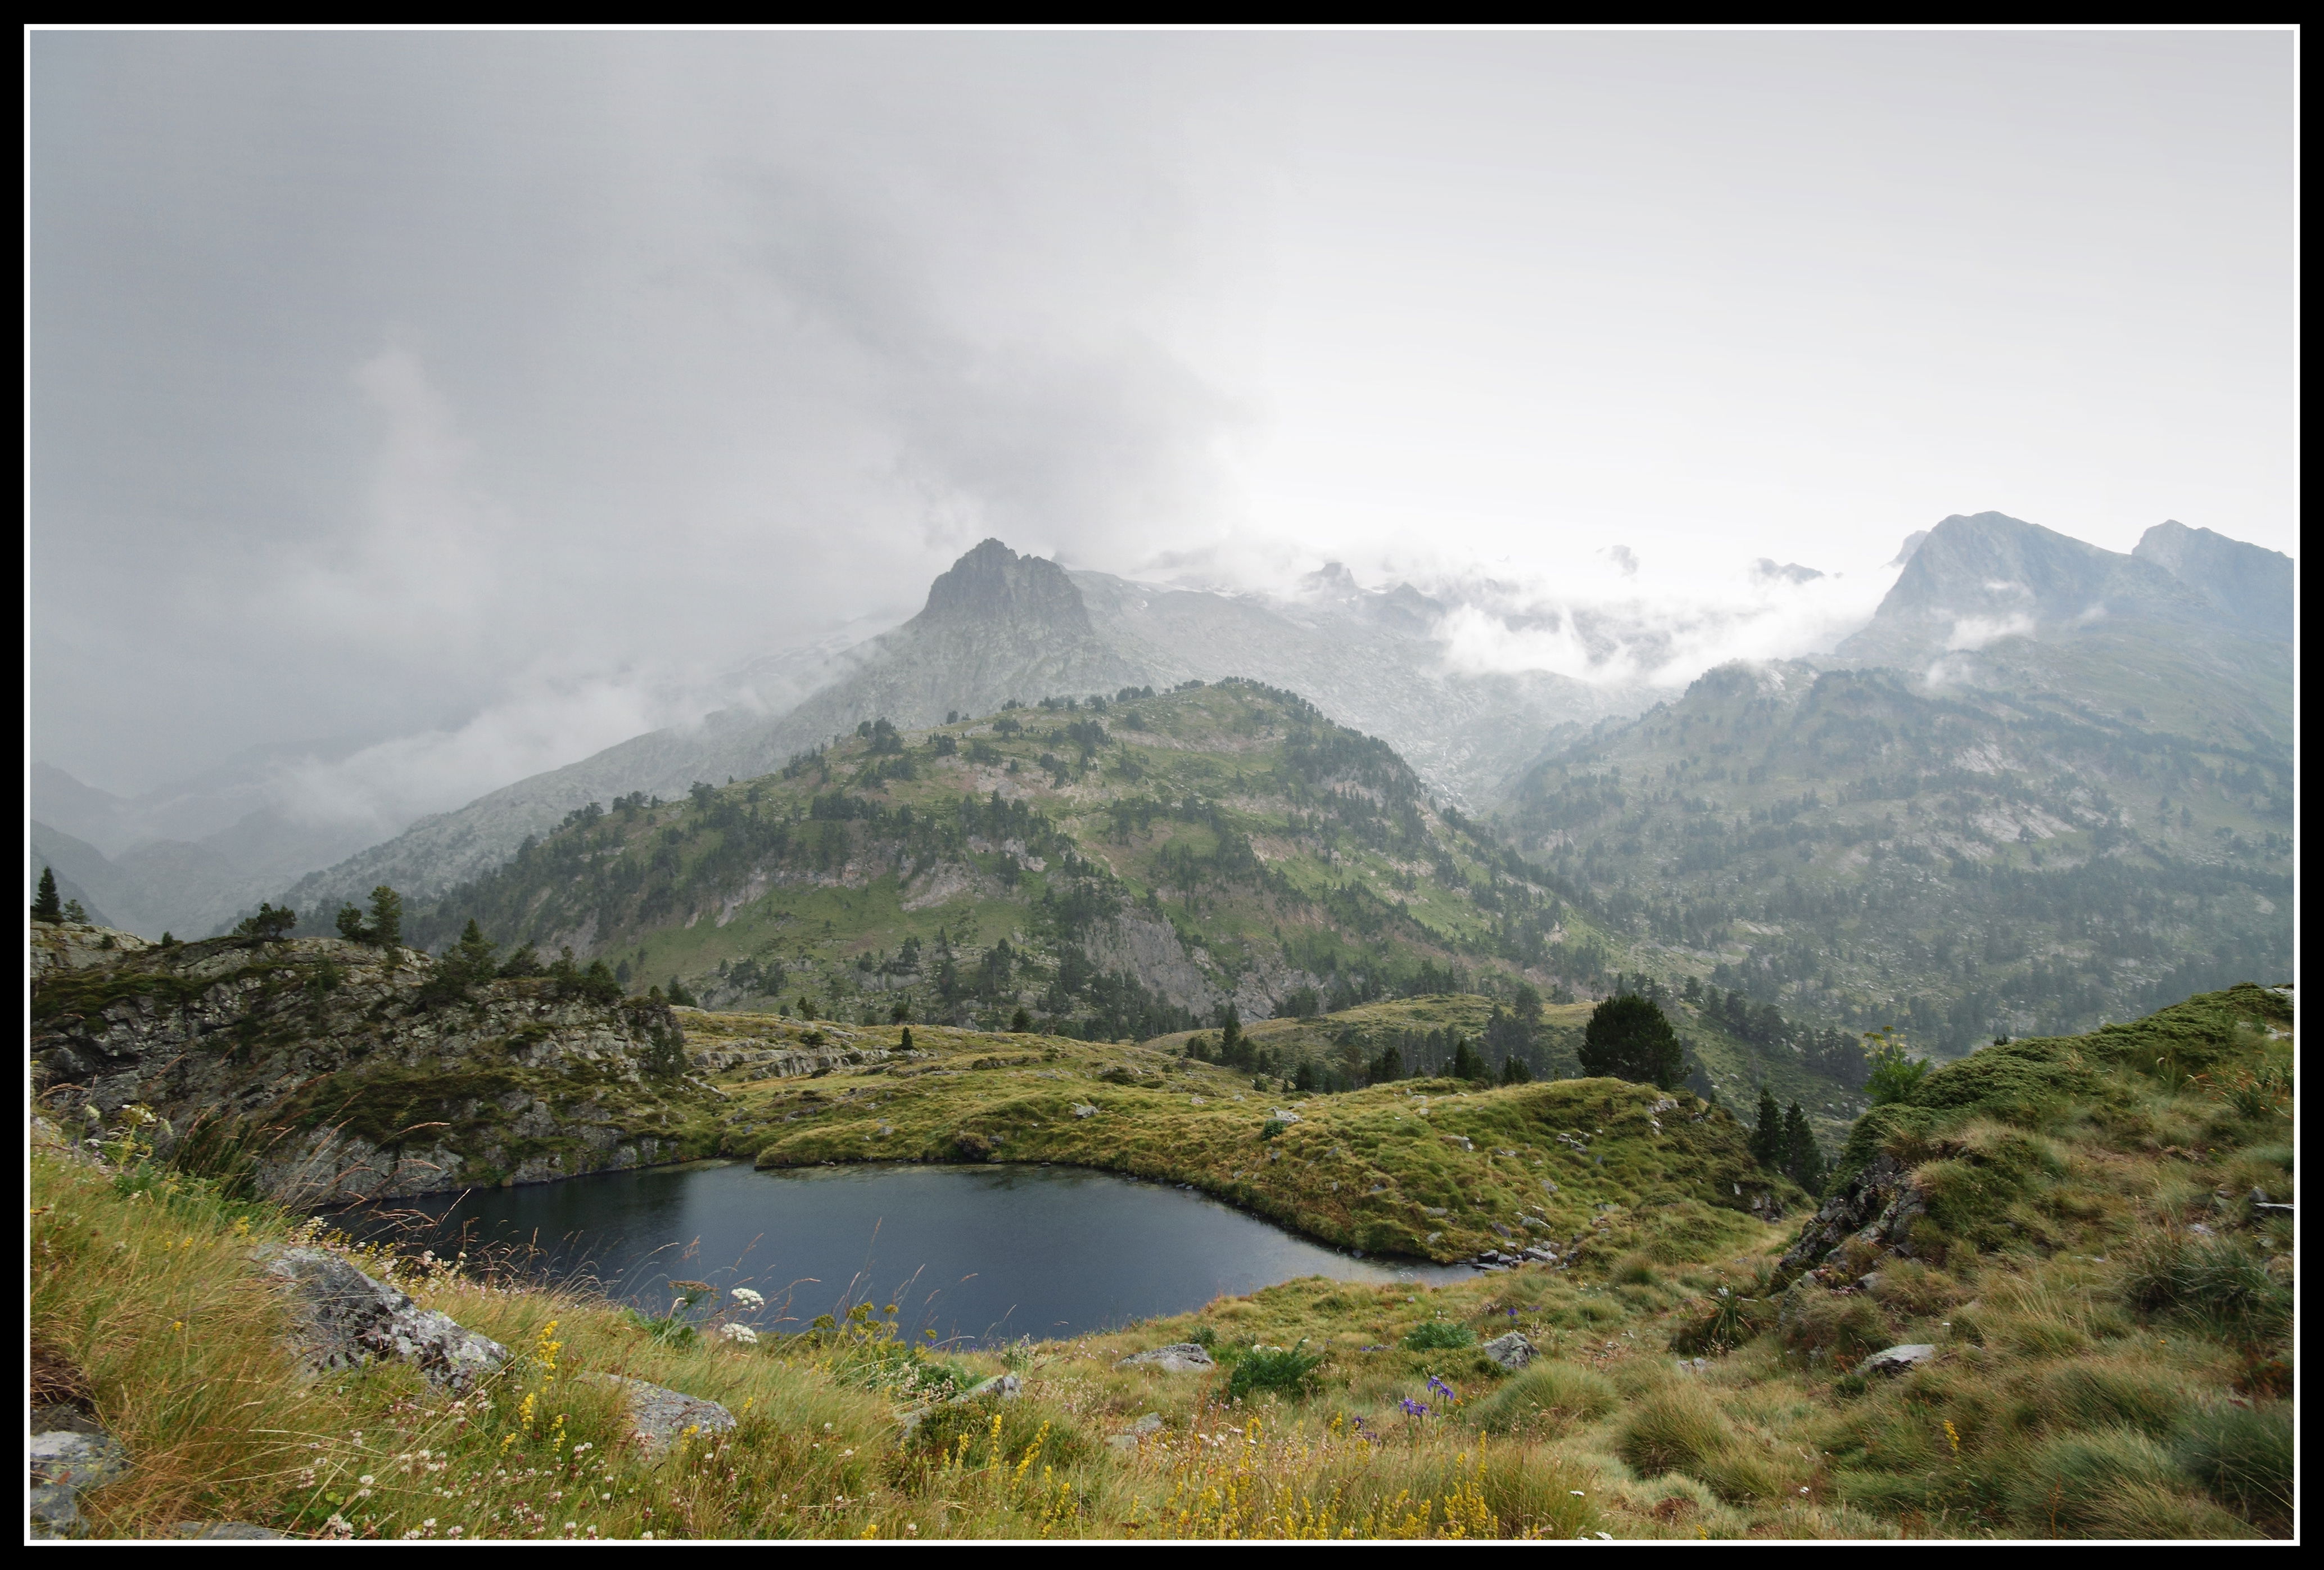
<box><xmin>2171</xmin><ymin>1404</ymin><xmax>2292</xmax><ymax>1530</ymax></box>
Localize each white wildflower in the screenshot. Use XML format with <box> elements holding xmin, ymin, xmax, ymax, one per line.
<box><xmin>730</xmin><ymin>1287</ymin><xmax>765</xmax><ymax>1308</ymax></box>
<box><xmin>716</xmin><ymin>1323</ymin><xmax>759</xmax><ymax>1345</ymax></box>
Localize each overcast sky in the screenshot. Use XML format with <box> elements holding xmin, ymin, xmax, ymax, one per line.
<box><xmin>29</xmin><ymin>29</ymin><xmax>2295</xmax><ymax>806</ymax></box>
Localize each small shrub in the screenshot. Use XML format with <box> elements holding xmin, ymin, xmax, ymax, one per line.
<box><xmin>1610</xmin><ymin>1252</ymin><xmax>1659</xmax><ymax>1285</ymax></box>
<box><xmin>1401</xmin><ymin>1320</ymin><xmax>1478</xmax><ymax>1352</ymax></box>
<box><xmin>1778</xmin><ymin>1288</ymin><xmax>1889</xmax><ymax>1364</ymax></box>
<box><xmin>2172</xmin><ymin>1404</ymin><xmax>2292</xmax><ymax>1527</ymax></box>
<box><xmin>1670</xmin><ymin>1287</ymin><xmax>1773</xmax><ymax>1355</ymax></box>
<box><xmin>1227</xmin><ymin>1341</ymin><xmax>1323</xmax><ymax>1401</ymax></box>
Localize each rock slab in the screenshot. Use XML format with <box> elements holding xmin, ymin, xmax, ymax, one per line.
<box><xmin>256</xmin><ymin>1246</ymin><xmax>509</xmax><ymax>1390</ymax></box>
<box><xmin>1859</xmin><ymin>1343</ymin><xmax>1939</xmax><ymax>1377</ymax></box>
<box><xmin>582</xmin><ymin>1373</ymin><xmax>738</xmax><ymax>1454</ymax></box>
<box><xmin>1116</xmin><ymin>1343</ymin><xmax>1216</xmax><ymax>1373</ymax></box>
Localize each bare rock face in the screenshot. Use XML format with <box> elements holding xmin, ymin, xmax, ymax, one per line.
<box><xmin>31</xmin><ymin>932</ymin><xmax>697</xmax><ymax>1204</ymax></box>
<box><xmin>1777</xmin><ymin>1153</ymin><xmax>1927</xmax><ymax>1279</ymax></box>
<box><xmin>255</xmin><ymin>1246</ymin><xmax>509</xmax><ymax>1389</ymax></box>
<box><xmin>30</xmin><ymin>921</ymin><xmax>151</xmax><ymax>980</ymax></box>
<box><xmin>1116</xmin><ymin>1343</ymin><xmax>1216</xmax><ymax>1373</ymax></box>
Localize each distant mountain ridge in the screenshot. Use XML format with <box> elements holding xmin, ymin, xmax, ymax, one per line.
<box><xmin>262</xmin><ymin>540</ymin><xmax>1648</xmax><ymax>933</ymax></box>
<box><xmin>1832</xmin><ymin>510</ymin><xmax>2275</xmax><ymax>668</ymax></box>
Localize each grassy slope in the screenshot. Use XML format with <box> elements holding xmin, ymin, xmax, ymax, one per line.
<box><xmin>1506</xmin><ymin>660</ymin><xmax>2292</xmax><ymax>1053</ymax></box>
<box><xmin>31</xmin><ymin>983</ymin><xmax>2291</xmax><ymax>1540</ymax></box>
<box><xmin>686</xmin><ymin>1008</ymin><xmax>1785</xmax><ymax>1265</ymax></box>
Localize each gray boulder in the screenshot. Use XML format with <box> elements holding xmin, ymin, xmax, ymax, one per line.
<box><xmin>170</xmin><ymin>1522</ymin><xmax>291</xmax><ymax>1539</ymax></box>
<box><xmin>962</xmin><ymin>1372</ymin><xmax>1024</xmax><ymax>1400</ymax></box>
<box><xmin>29</xmin><ymin>1429</ymin><xmax>130</xmax><ymax>1540</ymax></box>
<box><xmin>1481</xmin><ymin>1332</ymin><xmax>1535</xmax><ymax>1371</ymax></box>
<box><xmin>581</xmin><ymin>1373</ymin><xmax>738</xmax><ymax>1454</ymax></box>
<box><xmin>1116</xmin><ymin>1343</ymin><xmax>1215</xmax><ymax>1373</ymax></box>
<box><xmin>29</xmin><ymin>1483</ymin><xmax>80</xmax><ymax>1540</ymax></box>
<box><xmin>255</xmin><ymin>1246</ymin><xmax>508</xmax><ymax>1390</ymax></box>
<box><xmin>1108</xmin><ymin>1412</ymin><xmax>1165</xmax><ymax>1451</ymax></box>
<box><xmin>31</xmin><ymin>1429</ymin><xmax>129</xmax><ymax>1491</ymax></box>
<box><xmin>1859</xmin><ymin>1343</ymin><xmax>1939</xmax><ymax>1377</ymax></box>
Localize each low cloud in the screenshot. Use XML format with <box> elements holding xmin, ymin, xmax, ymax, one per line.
<box><xmin>1944</xmin><ymin>612</ymin><xmax>2037</xmax><ymax>652</ymax></box>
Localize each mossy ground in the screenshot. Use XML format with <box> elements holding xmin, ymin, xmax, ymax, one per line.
<box><xmin>32</xmin><ymin>985</ymin><xmax>2291</xmax><ymax>1539</ymax></box>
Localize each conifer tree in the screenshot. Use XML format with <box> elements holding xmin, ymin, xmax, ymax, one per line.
<box><xmin>233</xmin><ymin>903</ymin><xmax>298</xmax><ymax>941</ymax></box>
<box><xmin>367</xmin><ymin>886</ymin><xmax>403</xmax><ymax>951</ymax></box>
<box><xmin>1782</xmin><ymin>1102</ymin><xmax>1825</xmax><ymax>1193</ymax></box>
<box><xmin>31</xmin><ymin>867</ymin><xmax>62</xmax><ymax>922</ymax></box>
<box><xmin>1499</xmin><ymin>1053</ymin><xmax>1532</xmax><ymax>1085</ymax></box>
<box><xmin>1449</xmin><ymin>1036</ymin><xmax>1489</xmax><ymax>1082</ymax></box>
<box><xmin>1750</xmin><ymin>1086</ymin><xmax>1785</xmax><ymax>1169</ymax></box>
<box><xmin>1579</xmin><ymin>994</ymin><xmax>1685</xmax><ymax>1089</ymax></box>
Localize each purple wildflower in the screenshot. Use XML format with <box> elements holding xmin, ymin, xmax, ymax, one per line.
<box><xmin>1399</xmin><ymin>1398</ymin><xmax>1430</xmax><ymax>1418</ymax></box>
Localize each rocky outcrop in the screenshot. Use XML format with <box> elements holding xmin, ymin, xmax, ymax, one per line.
<box><xmin>30</xmin><ymin>919</ymin><xmax>151</xmax><ymax>980</ymax></box>
<box><xmin>256</xmin><ymin>1246</ymin><xmax>509</xmax><ymax>1389</ymax></box>
<box><xmin>1776</xmin><ymin>1153</ymin><xmax>1927</xmax><ymax>1280</ymax></box>
<box><xmin>31</xmin><ymin>933</ymin><xmax>702</xmax><ymax>1204</ymax></box>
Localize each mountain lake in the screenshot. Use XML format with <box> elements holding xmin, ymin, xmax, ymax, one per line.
<box><xmin>355</xmin><ymin>1160</ymin><xmax>1471</xmax><ymax>1344</ymax></box>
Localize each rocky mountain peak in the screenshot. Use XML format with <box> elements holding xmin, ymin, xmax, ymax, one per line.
<box><xmin>1836</xmin><ymin>509</ymin><xmax>2222</xmax><ymax>666</ymax></box>
<box><xmin>919</xmin><ymin>539</ymin><xmax>1092</xmax><ymax>633</ymax></box>
<box><xmin>2133</xmin><ymin>520</ymin><xmax>2293</xmax><ymax>642</ymax></box>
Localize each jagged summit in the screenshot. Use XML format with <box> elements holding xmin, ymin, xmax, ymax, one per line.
<box><xmin>919</xmin><ymin>539</ymin><xmax>1092</xmax><ymax>631</ymax></box>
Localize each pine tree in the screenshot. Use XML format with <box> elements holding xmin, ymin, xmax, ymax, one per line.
<box><xmin>233</xmin><ymin>903</ymin><xmax>298</xmax><ymax>941</ymax></box>
<box><xmin>336</xmin><ymin>904</ymin><xmax>368</xmax><ymax>942</ymax></box>
<box><xmin>1449</xmin><ymin>1036</ymin><xmax>1489</xmax><ymax>1082</ymax></box>
<box><xmin>1010</xmin><ymin>1007</ymin><xmax>1032</xmax><ymax>1032</ymax></box>
<box><xmin>1579</xmin><ymin>995</ymin><xmax>1685</xmax><ymax>1089</ymax></box>
<box><xmin>451</xmin><ymin>918</ymin><xmax>496</xmax><ymax>976</ymax></box>
<box><xmin>1782</xmin><ymin>1102</ymin><xmax>1824</xmax><ymax>1193</ymax></box>
<box><xmin>31</xmin><ymin>867</ymin><xmax>62</xmax><ymax>922</ymax></box>
<box><xmin>1369</xmin><ymin>1043</ymin><xmax>1405</xmax><ymax>1084</ymax></box>
<box><xmin>367</xmin><ymin>886</ymin><xmax>403</xmax><ymax>951</ymax></box>
<box><xmin>1750</xmin><ymin>1086</ymin><xmax>1785</xmax><ymax>1169</ymax></box>
<box><xmin>1499</xmin><ymin>1053</ymin><xmax>1532</xmax><ymax>1085</ymax></box>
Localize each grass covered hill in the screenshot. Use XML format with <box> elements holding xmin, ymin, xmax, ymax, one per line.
<box><xmin>405</xmin><ymin>681</ymin><xmax>1618</xmax><ymax>1048</ymax></box>
<box><xmin>31</xmin><ymin>982</ymin><xmax>2291</xmax><ymax>1539</ymax></box>
<box><xmin>679</xmin><ymin>1004</ymin><xmax>1793</xmax><ymax>1265</ymax></box>
<box><xmin>1506</xmin><ymin>656</ymin><xmax>2291</xmax><ymax>1055</ymax></box>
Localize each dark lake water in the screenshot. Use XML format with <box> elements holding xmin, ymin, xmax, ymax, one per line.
<box><xmin>360</xmin><ymin>1161</ymin><xmax>1468</xmax><ymax>1345</ymax></box>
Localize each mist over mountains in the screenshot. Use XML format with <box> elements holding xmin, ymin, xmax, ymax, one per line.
<box><xmin>32</xmin><ymin>509</ymin><xmax>2292</xmax><ymax>1053</ymax></box>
